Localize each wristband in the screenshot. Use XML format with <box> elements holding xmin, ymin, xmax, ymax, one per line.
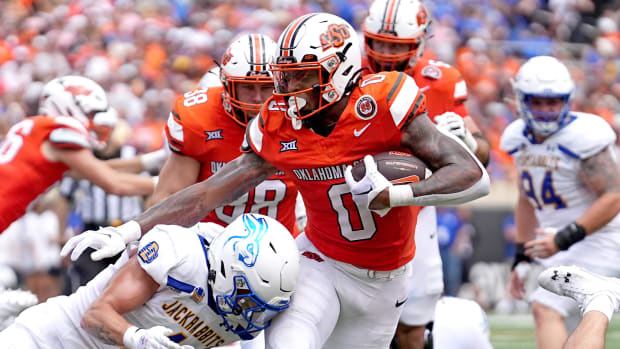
<box><xmin>389</xmin><ymin>184</ymin><xmax>414</xmax><ymax>207</ymax></box>
<box><xmin>123</xmin><ymin>326</ymin><xmax>140</xmax><ymax>347</ymax></box>
<box><xmin>554</xmin><ymin>222</ymin><xmax>586</xmax><ymax>250</ymax></box>
<box><xmin>511</xmin><ymin>243</ymin><xmax>532</xmax><ymax>270</ymax></box>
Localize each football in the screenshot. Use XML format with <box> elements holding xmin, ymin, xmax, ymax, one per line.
<box><xmin>351</xmin><ymin>151</ymin><xmax>429</xmax><ymax>184</ymax></box>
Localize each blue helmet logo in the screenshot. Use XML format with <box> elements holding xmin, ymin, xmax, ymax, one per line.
<box><xmin>224</xmin><ymin>214</ymin><xmax>268</xmax><ymax>267</ymax></box>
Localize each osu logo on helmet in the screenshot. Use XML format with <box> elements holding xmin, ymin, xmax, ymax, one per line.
<box><xmin>320</xmin><ymin>24</ymin><xmax>350</xmax><ymax>51</ymax></box>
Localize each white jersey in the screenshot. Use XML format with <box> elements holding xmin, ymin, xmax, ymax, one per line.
<box><xmin>500</xmin><ymin>112</ymin><xmax>620</xmax><ymax>232</ymax></box>
<box><xmin>8</xmin><ymin>223</ymin><xmax>246</xmax><ymax>349</ymax></box>
<box><xmin>433</xmin><ymin>297</ymin><xmax>492</xmax><ymax>349</ymax></box>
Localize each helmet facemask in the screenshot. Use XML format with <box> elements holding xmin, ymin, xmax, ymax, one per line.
<box><xmin>363</xmin><ymin>29</ymin><xmax>425</xmax><ymax>73</ymax></box>
<box><xmin>215</xmin><ymin>274</ymin><xmax>289</xmax><ymax>338</ymax></box>
<box><xmin>271</xmin><ymin>53</ymin><xmax>346</xmax><ymax>125</ymax></box>
<box><xmin>222</xmin><ymin>71</ymin><xmax>274</xmax><ymax>127</ymax></box>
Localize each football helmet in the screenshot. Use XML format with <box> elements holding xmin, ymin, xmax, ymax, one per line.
<box><xmin>39</xmin><ymin>76</ymin><xmax>115</xmax><ymax>147</ymax></box>
<box><xmin>363</xmin><ymin>0</ymin><xmax>430</xmax><ymax>73</ymax></box>
<box><xmin>512</xmin><ymin>56</ymin><xmax>575</xmax><ymax>136</ymax></box>
<box><xmin>270</xmin><ymin>13</ymin><xmax>362</xmax><ymax>127</ymax></box>
<box><xmin>220</xmin><ymin>34</ymin><xmax>277</xmax><ymax>126</ymax></box>
<box><xmin>207</xmin><ymin>213</ymin><xmax>300</xmax><ymax>339</ymax></box>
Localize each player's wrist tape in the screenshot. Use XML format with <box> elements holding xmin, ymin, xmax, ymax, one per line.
<box><xmin>119</xmin><ymin>220</ymin><xmax>142</xmax><ymax>244</ymax></box>
<box><xmin>123</xmin><ymin>326</ymin><xmax>140</xmax><ymax>347</ymax></box>
<box><xmin>389</xmin><ymin>184</ymin><xmax>414</xmax><ymax>207</ymax></box>
<box><xmin>554</xmin><ymin>222</ymin><xmax>586</xmax><ymax>251</ymax></box>
<box><xmin>511</xmin><ymin>243</ymin><xmax>532</xmax><ymax>270</ymax></box>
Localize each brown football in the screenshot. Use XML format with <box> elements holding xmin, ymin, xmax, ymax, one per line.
<box><xmin>351</xmin><ymin>151</ymin><xmax>429</xmax><ymax>184</ymax></box>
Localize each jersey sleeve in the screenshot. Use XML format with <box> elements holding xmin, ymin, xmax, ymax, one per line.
<box><xmin>137</xmin><ymin>225</ymin><xmax>185</xmax><ymax>286</ymax></box>
<box><xmin>242</xmin><ymin>111</ymin><xmax>265</xmax><ymax>154</ymax></box>
<box><xmin>164</xmin><ymin>98</ymin><xmax>186</xmax><ymax>155</ymax></box>
<box><xmin>499</xmin><ymin>119</ymin><xmax>527</xmax><ymax>155</ymax></box>
<box><xmin>559</xmin><ymin>113</ymin><xmax>616</xmax><ymax>159</ymax></box>
<box><xmin>368</xmin><ymin>72</ymin><xmax>427</xmax><ymax>131</ymax></box>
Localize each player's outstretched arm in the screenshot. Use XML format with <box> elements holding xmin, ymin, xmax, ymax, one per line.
<box><xmin>81</xmin><ymin>256</ymin><xmax>160</xmax><ymax>346</ymax></box>
<box><xmin>61</xmin><ymin>151</ymin><xmax>276</xmax><ymax>262</ymax></box>
<box><xmin>374</xmin><ymin>113</ymin><xmax>489</xmax><ymax>209</ymax></box>
<box><xmin>138</xmin><ymin>151</ymin><xmax>276</xmax><ymax>232</ymax></box>
<box><xmin>55</xmin><ymin>147</ymin><xmax>156</xmax><ymax>196</ymax></box>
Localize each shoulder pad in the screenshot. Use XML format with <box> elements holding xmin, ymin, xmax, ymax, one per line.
<box><xmin>555</xmin><ymin>112</ymin><xmax>616</xmax><ymax>159</ymax></box>
<box><xmin>137</xmin><ymin>225</ymin><xmax>190</xmax><ymax>285</ymax></box>
<box><xmin>53</xmin><ymin>116</ymin><xmax>88</xmax><ymax>132</ymax></box>
<box><xmin>49</xmin><ymin>128</ymin><xmax>90</xmax><ymax>149</ymax></box>
<box><xmin>243</xmin><ymin>114</ymin><xmax>264</xmax><ymax>153</ymax></box>
<box><xmin>193</xmin><ymin>222</ymin><xmax>225</xmax><ymax>245</ymax></box>
<box><xmin>165</xmin><ymin>108</ymin><xmax>184</xmax><ymax>153</ymax></box>
<box><xmin>499</xmin><ymin>119</ymin><xmax>527</xmax><ymax>154</ymax></box>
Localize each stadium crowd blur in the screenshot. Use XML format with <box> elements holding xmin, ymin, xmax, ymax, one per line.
<box><xmin>0</xmin><ymin>0</ymin><xmax>619</xmax><ymax>308</ymax></box>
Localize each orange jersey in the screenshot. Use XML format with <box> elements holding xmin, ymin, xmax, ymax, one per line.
<box><xmin>164</xmin><ymin>86</ymin><xmax>299</xmax><ymax>234</ymax></box>
<box><xmin>362</xmin><ymin>56</ymin><xmax>469</xmax><ymax>121</ymax></box>
<box><xmin>0</xmin><ymin>115</ymin><xmax>90</xmax><ymax>232</ymax></box>
<box><xmin>244</xmin><ymin>71</ymin><xmax>425</xmax><ymax>271</ymax></box>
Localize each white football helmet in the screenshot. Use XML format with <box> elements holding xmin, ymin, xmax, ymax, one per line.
<box><xmin>271</xmin><ymin>13</ymin><xmax>362</xmax><ymax>126</ymax></box>
<box><xmin>220</xmin><ymin>34</ymin><xmax>277</xmax><ymax>126</ymax></box>
<box><xmin>512</xmin><ymin>56</ymin><xmax>575</xmax><ymax>136</ymax></box>
<box><xmin>363</xmin><ymin>0</ymin><xmax>430</xmax><ymax>73</ymax></box>
<box><xmin>207</xmin><ymin>213</ymin><xmax>300</xmax><ymax>339</ymax></box>
<box><xmin>39</xmin><ymin>75</ymin><xmax>115</xmax><ymax>147</ymax></box>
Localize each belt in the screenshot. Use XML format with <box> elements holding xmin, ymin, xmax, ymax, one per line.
<box><xmin>333</xmin><ymin>259</ymin><xmax>409</xmax><ymax>280</ymax></box>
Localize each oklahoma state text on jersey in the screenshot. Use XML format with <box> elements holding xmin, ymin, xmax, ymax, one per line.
<box><xmin>244</xmin><ymin>71</ymin><xmax>425</xmax><ymax>271</ymax></box>
<box><xmin>0</xmin><ymin>116</ymin><xmax>91</xmax><ymax>232</ymax></box>
<box><xmin>164</xmin><ymin>86</ymin><xmax>299</xmax><ymax>234</ymax></box>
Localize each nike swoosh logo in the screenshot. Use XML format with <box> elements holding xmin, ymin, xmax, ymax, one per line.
<box><xmin>354</xmin><ymin>123</ymin><xmax>371</xmax><ymax>137</ymax></box>
<box><xmin>395</xmin><ymin>298</ymin><xmax>407</xmax><ymax>307</ymax></box>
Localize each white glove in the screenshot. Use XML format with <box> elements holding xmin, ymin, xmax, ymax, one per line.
<box><xmin>123</xmin><ymin>326</ymin><xmax>185</xmax><ymax>349</ymax></box>
<box><xmin>60</xmin><ymin>220</ymin><xmax>142</xmax><ymax>261</ymax></box>
<box><xmin>141</xmin><ymin>149</ymin><xmax>169</xmax><ymax>173</ymax></box>
<box><xmin>344</xmin><ymin>155</ymin><xmax>392</xmax><ymax>217</ymax></box>
<box><xmin>434</xmin><ymin>112</ymin><xmax>478</xmax><ymax>152</ymax></box>
<box><xmin>0</xmin><ymin>288</ymin><xmax>38</xmax><ymax>321</ymax></box>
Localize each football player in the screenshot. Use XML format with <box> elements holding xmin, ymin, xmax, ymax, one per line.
<box><xmin>62</xmin><ymin>13</ymin><xmax>490</xmax><ymax>349</ymax></box>
<box><xmin>362</xmin><ymin>1</ymin><xmax>490</xmax><ymax>347</ymax></box>
<box><xmin>501</xmin><ymin>56</ymin><xmax>620</xmax><ymax>349</ymax></box>
<box><xmin>149</xmin><ymin>33</ymin><xmax>300</xmax><ymax>237</ymax></box>
<box><xmin>0</xmin><ymin>213</ymin><xmax>299</xmax><ymax>349</ymax></box>
<box><xmin>0</xmin><ymin>76</ymin><xmax>156</xmax><ymax>233</ymax></box>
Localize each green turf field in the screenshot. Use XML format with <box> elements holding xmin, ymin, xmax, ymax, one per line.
<box><xmin>489</xmin><ymin>313</ymin><xmax>620</xmax><ymax>349</ymax></box>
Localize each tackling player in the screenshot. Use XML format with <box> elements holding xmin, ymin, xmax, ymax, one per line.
<box><xmin>362</xmin><ymin>1</ymin><xmax>490</xmax><ymax>347</ymax></box>
<box><xmin>62</xmin><ymin>13</ymin><xmax>490</xmax><ymax>349</ymax></box>
<box><xmin>0</xmin><ymin>76</ymin><xmax>156</xmax><ymax>233</ymax></box>
<box><xmin>501</xmin><ymin>56</ymin><xmax>620</xmax><ymax>349</ymax></box>
<box><xmin>0</xmin><ymin>213</ymin><xmax>299</xmax><ymax>349</ymax></box>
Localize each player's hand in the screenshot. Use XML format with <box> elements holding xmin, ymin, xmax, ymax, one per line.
<box><xmin>344</xmin><ymin>155</ymin><xmax>392</xmax><ymax>216</ymax></box>
<box><xmin>524</xmin><ymin>228</ymin><xmax>559</xmax><ymax>259</ymax></box>
<box><xmin>434</xmin><ymin>112</ymin><xmax>467</xmax><ymax>139</ymax></box>
<box><xmin>60</xmin><ymin>220</ymin><xmax>141</xmax><ymax>262</ymax></box>
<box><xmin>509</xmin><ymin>263</ymin><xmax>531</xmax><ymax>300</ymax></box>
<box><xmin>123</xmin><ymin>326</ymin><xmax>183</xmax><ymax>349</ymax></box>
<box><xmin>434</xmin><ymin>112</ymin><xmax>478</xmax><ymax>152</ymax></box>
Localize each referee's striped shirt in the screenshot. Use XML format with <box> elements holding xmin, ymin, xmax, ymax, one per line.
<box><xmin>59</xmin><ymin>145</ymin><xmax>143</xmax><ymax>230</ymax></box>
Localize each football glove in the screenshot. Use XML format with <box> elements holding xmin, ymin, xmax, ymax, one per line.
<box><xmin>61</xmin><ymin>220</ymin><xmax>141</xmax><ymax>261</ymax></box>
<box><xmin>434</xmin><ymin>112</ymin><xmax>478</xmax><ymax>152</ymax></box>
<box><xmin>123</xmin><ymin>326</ymin><xmax>191</xmax><ymax>349</ymax></box>
<box><xmin>344</xmin><ymin>155</ymin><xmax>392</xmax><ymax>217</ymax></box>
